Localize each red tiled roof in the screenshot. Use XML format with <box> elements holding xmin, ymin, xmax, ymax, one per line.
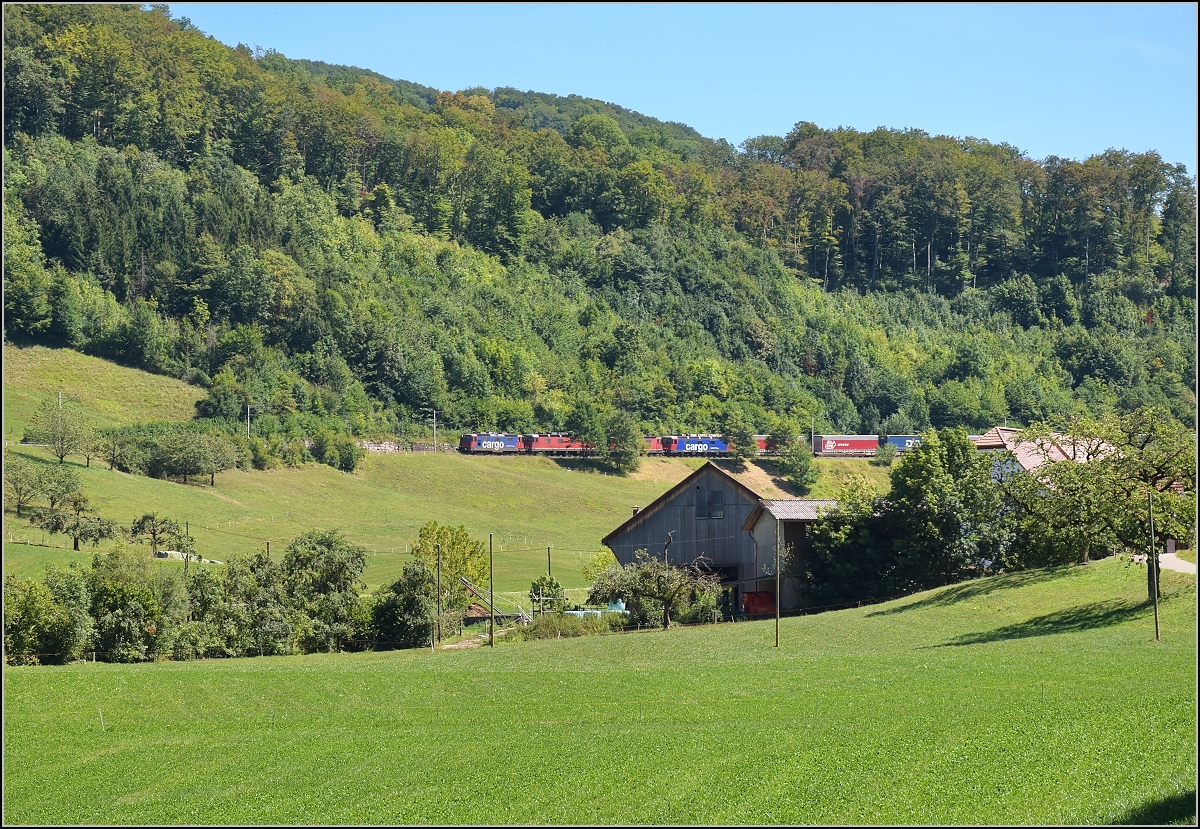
<box><xmin>973</xmin><ymin>426</ymin><xmax>1111</xmax><ymax>473</ymax></box>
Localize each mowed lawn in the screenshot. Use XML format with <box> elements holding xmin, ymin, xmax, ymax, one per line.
<box><xmin>3</xmin><ymin>557</ymin><xmax>1195</xmax><ymax>826</ymax></box>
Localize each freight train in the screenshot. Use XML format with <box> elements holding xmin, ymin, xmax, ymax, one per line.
<box><xmin>457</xmin><ymin>432</ymin><xmax>922</xmax><ymax>457</ymax></box>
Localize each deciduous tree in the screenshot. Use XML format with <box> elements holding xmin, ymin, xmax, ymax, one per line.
<box><xmin>3</xmin><ymin>449</ymin><xmax>43</xmax><ymax>517</ymax></box>
<box><xmin>25</xmin><ymin>398</ymin><xmax>87</xmax><ymax>464</ymax></box>
<box><xmin>587</xmin><ymin>550</ymin><xmax>721</xmax><ymax>630</ymax></box>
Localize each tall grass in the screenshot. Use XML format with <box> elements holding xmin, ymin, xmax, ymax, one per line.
<box><xmin>3</xmin><ymin>344</ymin><xmax>204</xmax><ymax>438</ymax></box>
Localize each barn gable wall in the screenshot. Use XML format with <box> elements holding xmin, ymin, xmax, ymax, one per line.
<box><xmin>604</xmin><ymin>464</ymin><xmax>761</xmax><ymax>583</ymax></box>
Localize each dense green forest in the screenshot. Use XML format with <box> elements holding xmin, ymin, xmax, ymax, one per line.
<box><xmin>4</xmin><ymin>4</ymin><xmax>1196</xmax><ymax>456</ymax></box>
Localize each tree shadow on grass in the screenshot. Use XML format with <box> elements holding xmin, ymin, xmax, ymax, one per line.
<box><xmin>549</xmin><ymin>458</ymin><xmax>626</xmax><ymax>477</ymax></box>
<box><xmin>867</xmin><ymin>568</ymin><xmax>1072</xmax><ymax>617</ymax></box>
<box><xmin>930</xmin><ymin>599</ymin><xmax>1148</xmax><ymax>647</ymax></box>
<box><xmin>750</xmin><ymin>458</ymin><xmax>811</xmax><ymax>497</ymax></box>
<box><xmin>1114</xmin><ymin>789</ymin><xmax>1196</xmax><ymax>825</ymax></box>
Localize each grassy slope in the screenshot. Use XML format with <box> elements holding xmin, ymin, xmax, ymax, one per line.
<box><xmin>2</xmin><ymin>344</ymin><xmax>205</xmax><ymax>439</ymax></box>
<box><xmin>3</xmin><ymin>557</ymin><xmax>1194</xmax><ymax>825</ymax></box>
<box><xmin>3</xmin><ymin>446</ymin><xmax>886</xmax><ymax>594</ymax></box>
<box><xmin>4</xmin><ymin>347</ymin><xmax>889</xmax><ymax>594</ymax></box>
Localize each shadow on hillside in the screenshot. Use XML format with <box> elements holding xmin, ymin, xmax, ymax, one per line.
<box><xmin>931</xmin><ymin>599</ymin><xmax>1147</xmax><ymax>647</ymax></box>
<box><xmin>549</xmin><ymin>458</ymin><xmax>627</xmax><ymax>477</ymax></box>
<box><xmin>1113</xmin><ymin>789</ymin><xmax>1196</xmax><ymax>825</ymax></box>
<box><xmin>867</xmin><ymin>568</ymin><xmax>1070</xmax><ymax>617</ymax></box>
<box><xmin>747</xmin><ymin>458</ymin><xmax>811</xmax><ymax>497</ymax></box>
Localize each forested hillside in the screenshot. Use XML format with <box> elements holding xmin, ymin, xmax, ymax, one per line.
<box><xmin>4</xmin><ymin>4</ymin><xmax>1195</xmax><ymax>456</ymax></box>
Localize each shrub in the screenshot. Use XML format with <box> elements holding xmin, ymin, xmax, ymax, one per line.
<box><xmin>505</xmin><ymin>611</ymin><xmax>626</xmax><ymax>643</ymax></box>
<box><xmin>372</xmin><ymin>561</ymin><xmax>436</xmax><ymax>650</ymax></box>
<box><xmin>529</xmin><ymin>574</ymin><xmax>568</xmax><ymax>612</ymax></box>
<box><xmin>870</xmin><ymin>442</ymin><xmax>897</xmax><ymax>467</ymax></box>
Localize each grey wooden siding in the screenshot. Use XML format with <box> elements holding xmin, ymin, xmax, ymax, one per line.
<box><xmin>605</xmin><ymin>466</ymin><xmax>760</xmax><ymax>582</ymax></box>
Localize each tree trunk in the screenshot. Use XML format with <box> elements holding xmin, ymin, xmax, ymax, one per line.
<box><xmin>663</xmin><ymin>603</ymin><xmax>670</xmax><ymax>630</ymax></box>
<box><xmin>1079</xmin><ymin>536</ymin><xmax>1090</xmax><ymax>565</ymax></box>
<box><xmin>870</xmin><ymin>227</ymin><xmax>879</xmax><ymax>287</ymax></box>
<box><xmin>73</xmin><ymin>536</ymin><xmax>80</xmax><ymax>552</ymax></box>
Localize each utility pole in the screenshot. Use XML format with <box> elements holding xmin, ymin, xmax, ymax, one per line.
<box><xmin>489</xmin><ymin>533</ymin><xmax>495</xmax><ymax>647</ymax></box>
<box><xmin>436</xmin><ymin>543</ymin><xmax>442</xmax><ymax>644</ymax></box>
<box><xmin>775</xmin><ymin>519</ymin><xmax>780</xmax><ymax>648</ymax></box>
<box><xmin>1150</xmin><ymin>492</ymin><xmax>1160</xmax><ymax>641</ymax></box>
<box><xmin>425</xmin><ymin>408</ymin><xmax>438</xmax><ymax>452</ymax></box>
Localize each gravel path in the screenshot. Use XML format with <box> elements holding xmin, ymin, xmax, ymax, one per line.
<box><xmin>1159</xmin><ymin>553</ymin><xmax>1196</xmax><ymax>575</ymax></box>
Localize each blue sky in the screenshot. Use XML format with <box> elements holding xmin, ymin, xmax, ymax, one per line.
<box><xmin>168</xmin><ymin>3</ymin><xmax>1197</xmax><ymax>170</ymax></box>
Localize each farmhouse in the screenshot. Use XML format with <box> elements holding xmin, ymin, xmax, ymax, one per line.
<box><xmin>971</xmin><ymin>426</ymin><xmax>1103</xmax><ymax>473</ymax></box>
<box><xmin>601</xmin><ymin>461</ymin><xmax>837</xmax><ymax>614</ymax></box>
<box><xmin>974</xmin><ymin>425</ymin><xmax>1191</xmax><ymax>556</ymax></box>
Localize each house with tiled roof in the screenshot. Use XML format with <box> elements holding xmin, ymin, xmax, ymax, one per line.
<box><xmin>973</xmin><ymin>425</ymin><xmax>1189</xmax><ymax>555</ymax></box>
<box><xmin>971</xmin><ymin>426</ymin><xmax>1111</xmax><ymax>475</ymax></box>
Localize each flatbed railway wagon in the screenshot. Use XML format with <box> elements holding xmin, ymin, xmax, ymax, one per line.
<box><xmin>814</xmin><ymin>434</ymin><xmax>880</xmax><ymax>456</ymax></box>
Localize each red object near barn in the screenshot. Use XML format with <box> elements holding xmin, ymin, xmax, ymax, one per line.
<box><xmin>742</xmin><ymin>590</ymin><xmax>775</xmax><ymax>616</ymax></box>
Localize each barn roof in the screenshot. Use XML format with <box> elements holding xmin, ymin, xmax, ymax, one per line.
<box><xmin>601</xmin><ymin>461</ymin><xmax>765</xmax><ymax>548</ymax></box>
<box><xmin>740</xmin><ymin>499</ymin><xmax>839</xmax><ymax>531</ymax></box>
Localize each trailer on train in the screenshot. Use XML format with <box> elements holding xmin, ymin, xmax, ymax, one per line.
<box><xmin>882</xmin><ymin>435</ymin><xmax>923</xmax><ymax>452</ymax></box>
<box><xmin>814</xmin><ymin>434</ymin><xmax>879</xmax><ymax>455</ymax></box>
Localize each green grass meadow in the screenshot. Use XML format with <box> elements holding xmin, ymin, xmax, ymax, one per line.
<box><xmin>2</xmin><ymin>442</ymin><xmax>884</xmax><ymax>595</ymax></box>
<box><xmin>3</xmin><ymin>344</ymin><xmax>205</xmax><ymax>439</ymax></box>
<box><xmin>3</xmin><ymin>557</ymin><xmax>1195</xmax><ymax>825</ymax></box>
<box><xmin>3</xmin><ymin>345</ymin><xmax>887</xmax><ymax>596</ymax></box>
<box><xmin>8</xmin><ymin>347</ymin><xmax>1192</xmax><ymax>824</ymax></box>
<box><xmin>3</xmin><ymin>445</ymin><xmax>699</xmax><ymax>593</ymax></box>
<box><xmin>1</xmin><ymin>342</ymin><xmax>886</xmax><ymax>597</ymax></box>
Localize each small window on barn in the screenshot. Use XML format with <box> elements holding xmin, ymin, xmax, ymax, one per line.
<box><xmin>708</xmin><ymin>490</ymin><xmax>724</xmax><ymax>519</ymax></box>
<box><xmin>696</xmin><ymin>486</ymin><xmax>707</xmax><ymax>519</ymax></box>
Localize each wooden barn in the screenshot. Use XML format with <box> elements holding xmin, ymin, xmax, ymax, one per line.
<box><xmin>601</xmin><ymin>462</ymin><xmax>764</xmax><ymax>609</ymax></box>
<box><xmin>601</xmin><ymin>461</ymin><xmax>844</xmax><ymax>614</ymax></box>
